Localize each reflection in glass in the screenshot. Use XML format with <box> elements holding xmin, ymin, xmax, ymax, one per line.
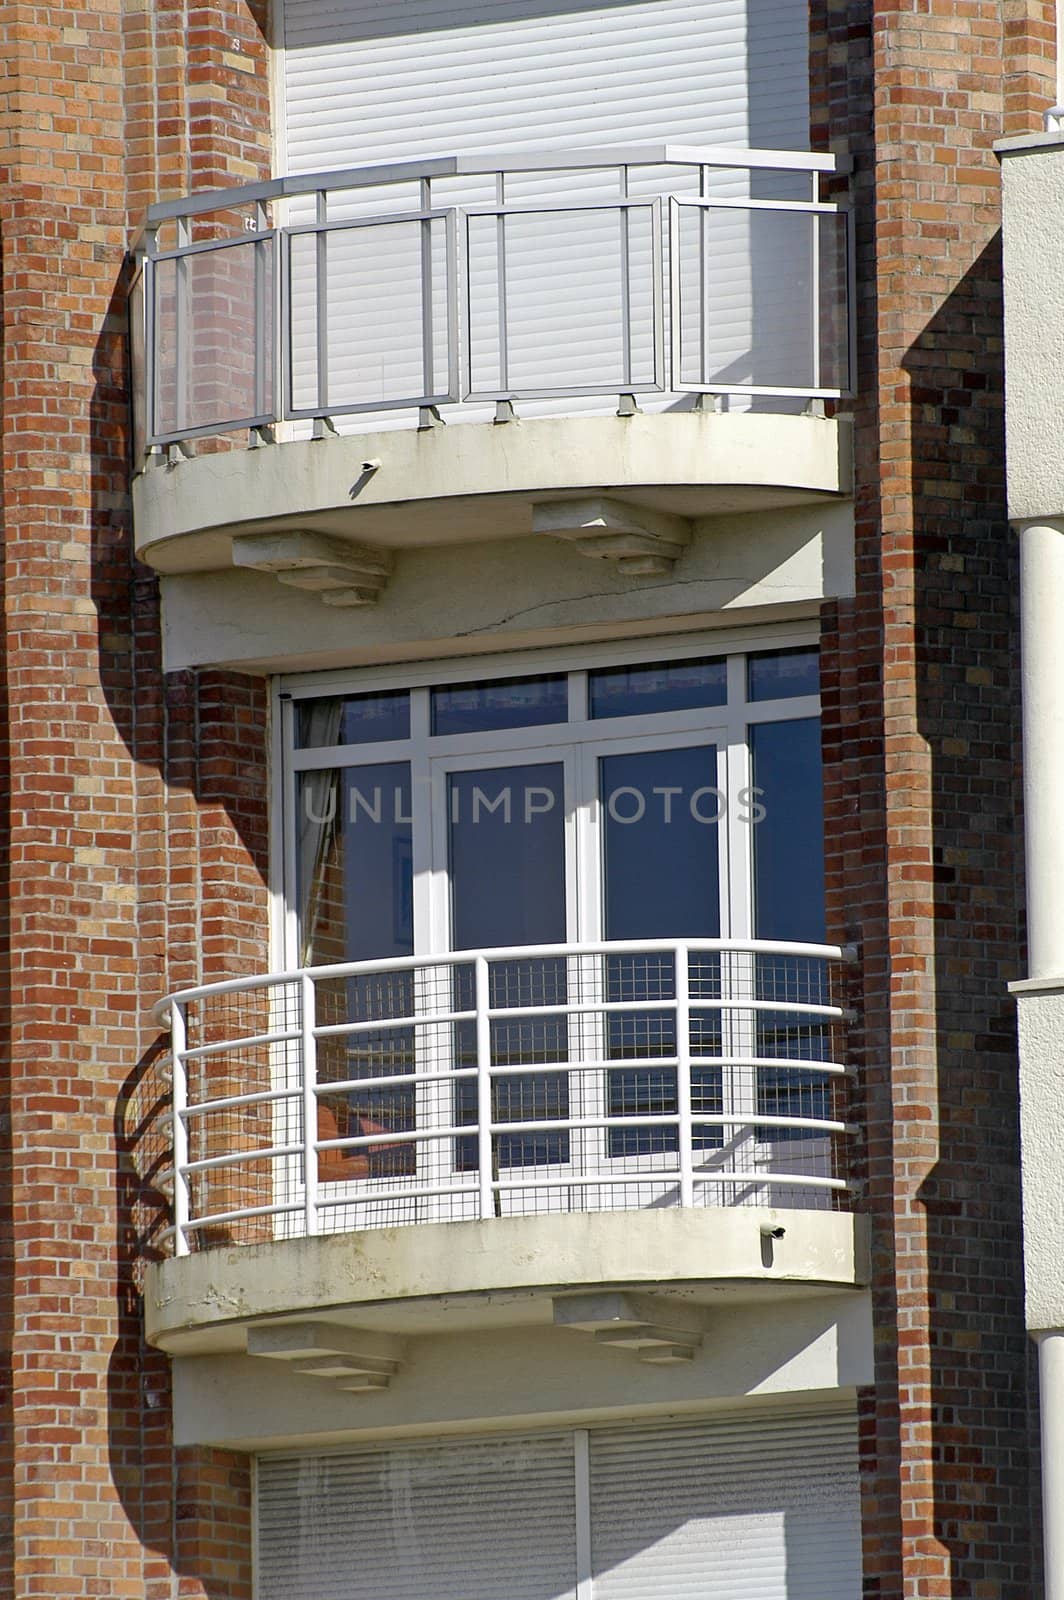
<box><xmin>601</xmin><ymin>746</ymin><xmax>722</xmax><ymax>1156</ymax></box>
<box><xmin>449</xmin><ymin>764</ymin><xmax>569</xmax><ymax>1170</ymax></box>
<box><xmin>750</xmin><ymin>718</ymin><xmax>830</xmax><ymax>1145</ymax></box>
<box><xmin>750</xmin><ymin>718</ymin><xmax>824</xmax><ymax>942</ymax></box>
<box><xmin>431</xmin><ymin>674</ymin><xmax>567</xmax><ymax>736</ymax></box>
<box><xmin>747</xmin><ymin>647</ymin><xmax>819</xmax><ymax>703</ymax></box>
<box><xmin>296</xmin><ymin>690</ymin><xmax>409</xmax><ymax>749</ymax></box>
<box><xmin>298</xmin><ymin>762</ymin><xmax>414</xmax><ymax>1181</ymax></box>
<box><xmin>589</xmin><ymin>657</ymin><xmax>726</xmax><ymax>720</ymax></box>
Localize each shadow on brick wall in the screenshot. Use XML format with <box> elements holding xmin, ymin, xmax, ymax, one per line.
<box><xmin>89</xmin><ymin>258</ymin><xmax>261</xmax><ymax>1595</ymax></box>
<box><xmin>904</xmin><ymin>242</ymin><xmax>1040</xmax><ymax>1597</ymax></box>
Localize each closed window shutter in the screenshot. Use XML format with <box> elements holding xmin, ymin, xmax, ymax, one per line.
<box><xmin>256</xmin><ymin>1409</ymin><xmax>861</xmax><ymax>1600</ymax></box>
<box><xmin>279</xmin><ymin>2</ymin><xmax>811</xmax><ymax>425</ymax></box>
<box><xmin>280</xmin><ymin>0</ymin><xmax>809</xmax><ymax>170</ymax></box>
<box><xmin>256</xmin><ymin>1432</ymin><xmax>579</xmax><ymax>1600</ymax></box>
<box><xmin>588</xmin><ymin>1409</ymin><xmax>862</xmax><ymax>1600</ymax></box>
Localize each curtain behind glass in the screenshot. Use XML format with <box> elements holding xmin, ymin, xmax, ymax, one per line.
<box><xmin>297</xmin><ymin>699</ymin><xmax>343</xmax><ymax>965</ymax></box>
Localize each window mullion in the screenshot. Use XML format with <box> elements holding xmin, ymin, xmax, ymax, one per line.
<box><xmin>574</xmin><ymin>1427</ymin><xmax>593</xmax><ymax>1600</ymax></box>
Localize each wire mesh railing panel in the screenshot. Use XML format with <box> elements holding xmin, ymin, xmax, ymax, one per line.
<box><xmin>151</xmin><ymin>235</ymin><xmax>274</xmax><ymax>440</ymax></box>
<box><xmin>162</xmin><ymin>940</ymin><xmax>857</xmax><ymax>1251</ymax></box>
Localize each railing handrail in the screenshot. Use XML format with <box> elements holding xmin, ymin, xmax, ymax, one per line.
<box><xmin>155</xmin><ymin>937</ymin><xmax>858</xmax><ymax>1026</ymax></box>
<box><xmin>140</xmin><ymin>143</ymin><xmax>852</xmax><ymax>233</ymax></box>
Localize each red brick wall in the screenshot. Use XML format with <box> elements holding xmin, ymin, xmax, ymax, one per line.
<box><xmin>0</xmin><ymin>0</ymin><xmax>271</xmax><ymax>1594</ymax></box>
<box><xmin>0</xmin><ymin>0</ymin><xmax>1059</xmax><ymax>1593</ymax></box>
<box><xmin>812</xmin><ymin>0</ymin><xmax>1054</xmax><ymax>1593</ymax></box>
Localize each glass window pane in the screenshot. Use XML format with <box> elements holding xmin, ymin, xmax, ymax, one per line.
<box><xmin>750</xmin><ymin>718</ymin><xmax>824</xmax><ymax>942</ymax></box>
<box><xmin>298</xmin><ymin>763</ymin><xmax>414</xmax><ymax>1181</ymax></box>
<box><xmin>747</xmin><ymin>647</ymin><xmax>819</xmax><ymax>703</ymax></box>
<box><xmin>589</xmin><ymin>657</ymin><xmax>726</xmax><ymax>719</ymax></box>
<box><xmin>431</xmin><ymin>674</ymin><xmax>567</xmax><ymax>735</ymax></box>
<box><xmin>449</xmin><ymin>768</ymin><xmax>568</xmax><ymax>1169</ymax></box>
<box><xmin>601</xmin><ymin>747</ymin><xmax>721</xmax><ymax>940</ymax></box>
<box><xmin>448</xmin><ymin>763</ymin><xmax>566</xmax><ymax>949</ymax></box>
<box><xmin>297</xmin><ymin>762</ymin><xmax>412</xmax><ymax>964</ymax></box>
<box><xmin>296</xmin><ymin>691</ymin><xmax>409</xmax><ymax>748</ymax></box>
<box><xmin>601</xmin><ymin>747</ymin><xmax>720</xmax><ymax>1158</ymax></box>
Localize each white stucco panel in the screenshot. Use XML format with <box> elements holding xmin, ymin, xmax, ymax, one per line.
<box><xmin>1017</xmin><ymin>986</ymin><xmax>1064</xmax><ymax>1330</ymax></box>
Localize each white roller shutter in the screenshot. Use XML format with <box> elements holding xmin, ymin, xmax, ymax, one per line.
<box><xmin>280</xmin><ymin>0</ymin><xmax>808</xmax><ymax>169</ymax></box>
<box><xmin>278</xmin><ymin>0</ymin><xmax>811</xmax><ymax>427</ymax></box>
<box><xmin>256</xmin><ymin>1431</ymin><xmax>579</xmax><ymax>1600</ymax></box>
<box><xmin>256</xmin><ymin>1407</ymin><xmax>861</xmax><ymax>1600</ymax></box>
<box><xmin>589</xmin><ymin>1409</ymin><xmax>862</xmax><ymax>1600</ymax></box>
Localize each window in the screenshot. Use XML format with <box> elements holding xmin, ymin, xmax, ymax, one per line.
<box><xmin>256</xmin><ymin>1409</ymin><xmax>861</xmax><ymax>1600</ymax></box>
<box><xmin>280</xmin><ymin>637</ymin><xmax>830</xmax><ymax>1215</ymax></box>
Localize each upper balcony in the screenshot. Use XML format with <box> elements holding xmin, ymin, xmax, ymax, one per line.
<box><xmin>143</xmin><ymin>938</ymin><xmax>868</xmax><ymax>1371</ymax></box>
<box><xmin>130</xmin><ymin>145</ymin><xmax>854</xmax><ymax>588</ymax></box>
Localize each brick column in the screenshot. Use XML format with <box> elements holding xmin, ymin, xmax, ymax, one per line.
<box><xmin>814</xmin><ymin>0</ymin><xmax>1054</xmax><ymax>1593</ymax></box>
<box><xmin>0</xmin><ymin>2</ymin><xmax>272</xmax><ymax>1595</ymax></box>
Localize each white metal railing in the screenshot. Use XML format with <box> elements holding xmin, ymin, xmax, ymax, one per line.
<box><xmin>130</xmin><ymin>145</ymin><xmax>854</xmax><ymax>454</ymax></box>
<box><xmin>157</xmin><ymin>938</ymin><xmax>858</xmax><ymax>1257</ymax></box>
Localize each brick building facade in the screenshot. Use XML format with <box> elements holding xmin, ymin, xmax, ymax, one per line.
<box><xmin>0</xmin><ymin>1</ymin><xmax>1058</xmax><ymax>1595</ymax></box>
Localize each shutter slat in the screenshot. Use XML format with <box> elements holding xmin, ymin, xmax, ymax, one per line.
<box><xmin>279</xmin><ymin>0</ymin><xmax>810</xmax><ymax>423</ymax></box>
<box><xmin>257</xmin><ymin>1408</ymin><xmax>860</xmax><ymax>1600</ymax></box>
<box><xmin>257</xmin><ymin>1433</ymin><xmax>579</xmax><ymax>1600</ymax></box>
<box><xmin>589</xmin><ymin>1409</ymin><xmax>861</xmax><ymax>1600</ymax></box>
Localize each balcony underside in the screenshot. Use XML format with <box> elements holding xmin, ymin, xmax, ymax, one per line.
<box><xmin>133</xmin><ymin>410</ymin><xmax>851</xmax><ymax>576</ymax></box>
<box><xmin>145</xmin><ymin>1206</ymin><xmax>869</xmax><ymax>1357</ymax></box>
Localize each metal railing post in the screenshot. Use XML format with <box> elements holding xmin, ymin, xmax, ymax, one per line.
<box><xmin>475</xmin><ymin>954</ymin><xmax>493</xmax><ymax>1220</ymax></box>
<box><xmin>170</xmin><ymin>1000</ymin><xmax>192</xmax><ymax>1257</ymax></box>
<box><xmin>675</xmin><ymin>943</ymin><xmax>694</xmax><ymax>1208</ymax></box>
<box><xmin>174</xmin><ymin>215</ymin><xmax>191</xmax><ymax>437</ymax></box>
<box><xmin>420</xmin><ymin>176</ymin><xmax>435</xmax><ymax>397</ymax></box>
<box><xmin>619</xmin><ymin>164</ymin><xmax>633</xmax><ymax>391</ymax></box>
<box><xmin>495</xmin><ymin>171</ymin><xmax>509</xmax><ymax>395</ymax></box>
<box><xmin>810</xmin><ymin>171</ymin><xmax>822</xmax><ymax>395</ymax></box>
<box><xmin>142</xmin><ymin>225</ymin><xmax>159</xmax><ymax>451</ymax></box>
<box><xmin>314</xmin><ymin>188</ymin><xmax>329</xmax><ymax>423</ymax></box>
<box><xmin>254</xmin><ymin>199</ymin><xmax>271</xmax><ymax>421</ymax></box>
<box><xmin>301</xmin><ymin>971</ymin><xmax>319</xmax><ymax>1237</ymax></box>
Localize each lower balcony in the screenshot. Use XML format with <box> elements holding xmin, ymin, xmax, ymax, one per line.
<box><xmin>163</xmin><ymin>937</ymin><xmax>856</xmax><ymax>1253</ymax></box>
<box><xmin>144</xmin><ymin>938</ymin><xmax>866</xmax><ymax>1365</ymax></box>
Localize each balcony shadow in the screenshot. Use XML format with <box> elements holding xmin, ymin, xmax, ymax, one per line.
<box><xmin>902</xmin><ymin>239</ymin><xmax>1037</xmax><ymax>1592</ymax></box>
<box><xmin>88</xmin><ymin>251</ymin><xmax>262</xmax><ymax>1590</ymax></box>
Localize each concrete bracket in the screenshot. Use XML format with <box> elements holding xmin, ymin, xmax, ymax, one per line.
<box><xmin>532</xmin><ymin>495</ymin><xmax>691</xmax><ymax>578</ymax></box>
<box><xmin>246</xmin><ymin>1321</ymin><xmax>406</xmax><ymax>1393</ymax></box>
<box><xmin>231</xmin><ymin>530</ymin><xmax>393</xmax><ymax>605</ymax></box>
<box><xmin>553</xmin><ymin>1291</ymin><xmax>704</xmax><ymax>1365</ymax></box>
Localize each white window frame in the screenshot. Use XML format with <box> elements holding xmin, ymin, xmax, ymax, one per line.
<box><xmin>273</xmin><ymin>625</ymin><xmax>822</xmax><ymax>1210</ymax></box>
<box><xmin>274</xmin><ymin>622</ymin><xmax>821</xmax><ymax>969</ymax></box>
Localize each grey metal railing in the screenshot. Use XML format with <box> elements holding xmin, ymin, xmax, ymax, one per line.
<box><xmin>130</xmin><ymin>145</ymin><xmax>853</xmax><ymax>454</ymax></box>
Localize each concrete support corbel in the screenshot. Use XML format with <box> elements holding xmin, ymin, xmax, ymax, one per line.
<box><xmin>553</xmin><ymin>1291</ymin><xmax>704</xmax><ymax>1364</ymax></box>
<box><xmin>246</xmin><ymin>1321</ymin><xmax>406</xmax><ymax>1393</ymax></box>
<box><xmin>532</xmin><ymin>495</ymin><xmax>691</xmax><ymax>578</ymax></box>
<box><xmin>231</xmin><ymin>530</ymin><xmax>393</xmax><ymax>606</ymax></box>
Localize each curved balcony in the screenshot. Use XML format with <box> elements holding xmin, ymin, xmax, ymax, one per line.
<box><xmin>144</xmin><ymin>939</ymin><xmax>866</xmax><ymax>1359</ymax></box>
<box><xmin>130</xmin><ymin>146</ymin><xmax>854</xmax><ymax>581</ymax></box>
<box><xmin>159</xmin><ymin>938</ymin><xmax>857</xmax><ymax>1253</ymax></box>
